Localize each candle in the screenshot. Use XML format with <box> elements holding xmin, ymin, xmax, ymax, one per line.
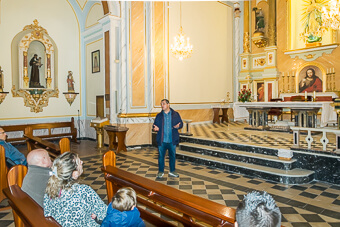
<box><xmin>327</xmin><ymin>68</ymin><xmax>329</xmax><ymax>74</ymax></box>
<box><xmin>313</xmin><ymin>91</ymin><xmax>316</xmax><ymax>101</ymax></box>
<box><xmin>305</xmin><ymin>91</ymin><xmax>307</xmax><ymax>100</ymax></box>
<box><xmin>333</xmin><ymin>68</ymin><xmax>335</xmax><ymax>73</ymax></box>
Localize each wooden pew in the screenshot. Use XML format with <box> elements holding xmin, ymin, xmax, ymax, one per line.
<box><xmin>7</xmin><ymin>165</ymin><xmax>28</xmax><ymax>227</ymax></box>
<box><xmin>24</xmin><ymin>127</ymin><xmax>60</xmax><ymax>159</ymax></box>
<box><xmin>102</xmin><ymin>153</ymin><xmax>236</xmax><ymax>227</ymax></box>
<box><xmin>0</xmin><ymin>145</ymin><xmax>10</xmax><ymax>211</ymax></box>
<box><xmin>3</xmin><ymin>185</ymin><xmax>61</xmax><ymax>227</ymax></box>
<box><xmin>2</xmin><ymin>117</ymin><xmax>77</xmax><ymax>144</ymax></box>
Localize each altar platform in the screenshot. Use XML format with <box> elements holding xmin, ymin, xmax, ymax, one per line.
<box><xmin>164</xmin><ymin>121</ymin><xmax>340</xmax><ymax>185</ymax></box>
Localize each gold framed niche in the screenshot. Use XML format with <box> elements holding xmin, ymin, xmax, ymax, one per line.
<box><xmin>11</xmin><ymin>20</ymin><xmax>59</xmax><ymax>113</ymax></box>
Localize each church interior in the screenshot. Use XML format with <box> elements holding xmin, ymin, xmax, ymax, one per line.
<box><xmin>0</xmin><ymin>0</ymin><xmax>340</xmax><ymax>226</ymax></box>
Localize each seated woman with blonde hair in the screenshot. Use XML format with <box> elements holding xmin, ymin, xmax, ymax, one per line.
<box><xmin>44</xmin><ymin>152</ymin><xmax>107</xmax><ymax>226</ymax></box>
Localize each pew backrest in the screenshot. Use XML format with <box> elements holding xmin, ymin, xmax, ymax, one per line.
<box><xmin>102</xmin><ymin>164</ymin><xmax>236</xmax><ymax>226</ymax></box>
<box><xmin>2</xmin><ymin>117</ymin><xmax>77</xmax><ymax>144</ymax></box>
<box><xmin>59</xmin><ymin>137</ymin><xmax>70</xmax><ymax>154</ymax></box>
<box><xmin>3</xmin><ymin>185</ymin><xmax>61</xmax><ymax>227</ymax></box>
<box><xmin>7</xmin><ymin>165</ymin><xmax>28</xmax><ymax>227</ymax></box>
<box><xmin>0</xmin><ymin>145</ymin><xmax>8</xmax><ymax>203</ymax></box>
<box><xmin>7</xmin><ymin>165</ymin><xmax>28</xmax><ymax>187</ymax></box>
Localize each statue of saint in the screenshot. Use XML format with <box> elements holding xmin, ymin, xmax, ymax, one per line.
<box><xmin>304</xmin><ymin>0</ymin><xmax>323</xmax><ymax>43</ymax></box>
<box><xmin>253</xmin><ymin>7</ymin><xmax>265</xmax><ymax>34</ymax></box>
<box><xmin>67</xmin><ymin>71</ymin><xmax>75</xmax><ymax>92</ymax></box>
<box><xmin>29</xmin><ymin>54</ymin><xmax>43</xmax><ymax>88</ymax></box>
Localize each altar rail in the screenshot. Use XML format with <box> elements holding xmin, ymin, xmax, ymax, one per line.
<box><xmin>291</xmin><ymin>126</ymin><xmax>340</xmax><ymax>152</ymax></box>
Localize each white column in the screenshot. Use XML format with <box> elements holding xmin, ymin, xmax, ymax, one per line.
<box><xmin>234</xmin><ymin>2</ymin><xmax>241</xmax><ymax>101</ymax></box>
<box><xmin>99</xmin><ymin>14</ymin><xmax>122</xmax><ymax>124</ymax></box>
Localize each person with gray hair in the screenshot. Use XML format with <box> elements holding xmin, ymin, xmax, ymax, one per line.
<box><xmin>235</xmin><ymin>191</ymin><xmax>281</xmax><ymax>227</ymax></box>
<box><xmin>21</xmin><ymin>149</ymin><xmax>52</xmax><ymax>207</ymax></box>
<box><xmin>44</xmin><ymin>152</ymin><xmax>107</xmax><ymax>227</ymax></box>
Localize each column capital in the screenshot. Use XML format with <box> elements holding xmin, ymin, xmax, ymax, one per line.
<box><xmin>98</xmin><ymin>14</ymin><xmax>121</xmax><ymax>32</ymax></box>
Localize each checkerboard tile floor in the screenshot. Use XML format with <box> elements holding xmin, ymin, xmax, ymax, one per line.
<box><xmin>191</xmin><ymin>122</ymin><xmax>338</xmax><ymax>153</ymax></box>
<box><xmin>1</xmin><ymin>144</ymin><xmax>339</xmax><ymax>226</ymax></box>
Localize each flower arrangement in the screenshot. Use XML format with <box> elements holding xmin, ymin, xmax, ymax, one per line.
<box><xmin>238</xmin><ymin>88</ymin><xmax>252</xmax><ymax>102</ymax></box>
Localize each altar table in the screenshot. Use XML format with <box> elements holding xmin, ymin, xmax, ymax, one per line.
<box><xmin>235</xmin><ymin>102</ymin><xmax>337</xmax><ymax>130</ymax></box>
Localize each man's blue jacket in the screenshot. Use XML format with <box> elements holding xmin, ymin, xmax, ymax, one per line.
<box><xmin>153</xmin><ymin>108</ymin><xmax>183</xmax><ymax>146</ymax></box>
<box><xmin>0</xmin><ymin>140</ymin><xmax>27</xmax><ymax>166</ymax></box>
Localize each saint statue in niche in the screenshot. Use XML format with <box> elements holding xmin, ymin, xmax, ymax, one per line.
<box><xmin>299</xmin><ymin>67</ymin><xmax>323</xmax><ymax>93</ymax></box>
<box><xmin>29</xmin><ymin>54</ymin><xmax>44</xmax><ymax>88</ymax></box>
<box><xmin>301</xmin><ymin>0</ymin><xmax>323</xmax><ymax>43</ymax></box>
<box><xmin>253</xmin><ymin>7</ymin><xmax>265</xmax><ymax>34</ymax></box>
<box><xmin>67</xmin><ymin>71</ymin><xmax>75</xmax><ymax>92</ymax></box>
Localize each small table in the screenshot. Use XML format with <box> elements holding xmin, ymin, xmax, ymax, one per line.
<box><xmin>213</xmin><ymin>107</ymin><xmax>229</xmax><ymax>124</ymax></box>
<box><xmin>104</xmin><ymin>125</ymin><xmax>129</xmax><ymax>153</ymax></box>
<box><xmin>90</xmin><ymin>119</ymin><xmax>110</xmax><ymax>148</ymax></box>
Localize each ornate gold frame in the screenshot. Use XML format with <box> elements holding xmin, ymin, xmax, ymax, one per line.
<box><xmin>11</xmin><ymin>20</ymin><xmax>58</xmax><ymax>113</ymax></box>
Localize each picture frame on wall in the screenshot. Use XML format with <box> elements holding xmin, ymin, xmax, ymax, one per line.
<box><xmin>92</xmin><ymin>50</ymin><xmax>100</xmax><ymax>73</ymax></box>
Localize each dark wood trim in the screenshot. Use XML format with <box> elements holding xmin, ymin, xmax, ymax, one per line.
<box><xmin>102</xmin><ymin>1</ymin><xmax>109</xmax><ymax>15</ymax></box>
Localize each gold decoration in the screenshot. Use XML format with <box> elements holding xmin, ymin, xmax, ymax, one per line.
<box><xmin>256</xmin><ymin>58</ymin><xmax>266</xmax><ymax>66</ymax></box>
<box><xmin>20</xmin><ymin>20</ymin><xmax>54</xmax><ymax>53</ymax></box>
<box><xmin>322</xmin><ymin>0</ymin><xmax>340</xmax><ymax>30</ymax></box>
<box><xmin>63</xmin><ymin>92</ymin><xmax>79</xmax><ymax>106</ymax></box>
<box><xmin>305</xmin><ymin>54</ymin><xmax>315</xmax><ymax>59</ymax></box>
<box><xmin>23</xmin><ymin>76</ymin><xmax>29</xmax><ymax>88</ymax></box>
<box><xmin>11</xmin><ymin>85</ymin><xmax>59</xmax><ymax>113</ymax></box>
<box><xmin>253</xmin><ymin>36</ymin><xmax>268</xmax><ymax>48</ymax></box>
<box><xmin>23</xmin><ymin>19</ymin><xmax>48</xmax><ymax>39</ymax></box>
<box><xmin>243</xmin><ymin>32</ymin><xmax>250</xmax><ymax>53</ymax></box>
<box><xmin>46</xmin><ymin>77</ymin><xmax>52</xmax><ymax>89</ymax></box>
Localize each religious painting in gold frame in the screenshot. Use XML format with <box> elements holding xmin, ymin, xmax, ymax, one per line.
<box><xmin>256</xmin><ymin>82</ymin><xmax>265</xmax><ymax>102</ymax></box>
<box><xmin>296</xmin><ymin>62</ymin><xmax>325</xmax><ymax>93</ymax></box>
<box><xmin>92</xmin><ymin>50</ymin><xmax>100</xmax><ymax>73</ymax></box>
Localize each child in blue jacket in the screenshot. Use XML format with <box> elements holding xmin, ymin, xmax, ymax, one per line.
<box><xmin>92</xmin><ymin>187</ymin><xmax>145</xmax><ymax>227</ymax></box>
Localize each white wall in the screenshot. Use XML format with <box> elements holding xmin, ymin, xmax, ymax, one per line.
<box><xmin>169</xmin><ymin>2</ymin><xmax>233</xmax><ymax>103</ymax></box>
<box><xmin>0</xmin><ymin>0</ymin><xmax>80</xmax><ymax>121</ymax></box>
<box><xmin>86</xmin><ymin>38</ymin><xmax>104</xmax><ymax>117</ymax></box>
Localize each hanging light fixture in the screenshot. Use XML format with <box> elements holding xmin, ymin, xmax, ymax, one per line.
<box><xmin>170</xmin><ymin>2</ymin><xmax>193</xmax><ymax>61</ymax></box>
<box><xmin>322</xmin><ymin>0</ymin><xmax>340</xmax><ymax>30</ymax></box>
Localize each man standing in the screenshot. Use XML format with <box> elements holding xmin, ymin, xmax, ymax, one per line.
<box><xmin>0</xmin><ymin>128</ymin><xmax>27</xmax><ymax>168</ymax></box>
<box><xmin>153</xmin><ymin>99</ymin><xmax>183</xmax><ymax>178</ymax></box>
<box><xmin>21</xmin><ymin>149</ymin><xmax>52</xmax><ymax>207</ymax></box>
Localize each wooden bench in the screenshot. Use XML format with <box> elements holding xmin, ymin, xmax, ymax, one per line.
<box><xmin>2</xmin><ymin>117</ymin><xmax>77</xmax><ymax>144</ymax></box>
<box><xmin>24</xmin><ymin>126</ymin><xmax>70</xmax><ymax>159</ymax></box>
<box><xmin>0</xmin><ymin>145</ymin><xmax>9</xmax><ymax>211</ymax></box>
<box><xmin>102</xmin><ymin>151</ymin><xmax>236</xmax><ymax>226</ymax></box>
<box><xmin>3</xmin><ymin>185</ymin><xmax>61</xmax><ymax>227</ymax></box>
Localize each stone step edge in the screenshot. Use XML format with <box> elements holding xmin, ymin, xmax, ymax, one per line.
<box><xmin>177</xmin><ymin>150</ymin><xmax>314</xmax><ymax>177</ymax></box>
<box><xmin>180</xmin><ymin>135</ymin><xmax>278</xmax><ymax>154</ymax></box>
<box><xmin>179</xmin><ymin>142</ymin><xmax>296</xmax><ymax>164</ymax></box>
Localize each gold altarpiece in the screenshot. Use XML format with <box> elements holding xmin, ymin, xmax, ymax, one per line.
<box><xmin>11</xmin><ymin>20</ymin><xmax>59</xmax><ymax>113</ymax></box>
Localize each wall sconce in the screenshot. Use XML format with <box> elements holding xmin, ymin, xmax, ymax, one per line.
<box><xmin>0</xmin><ymin>92</ymin><xmax>9</xmax><ymax>104</ymax></box>
<box><xmin>63</xmin><ymin>92</ymin><xmax>78</xmax><ymax>106</ymax></box>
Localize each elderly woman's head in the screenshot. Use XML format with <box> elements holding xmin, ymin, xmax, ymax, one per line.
<box><xmin>45</xmin><ymin>152</ymin><xmax>83</xmax><ymax>199</ymax></box>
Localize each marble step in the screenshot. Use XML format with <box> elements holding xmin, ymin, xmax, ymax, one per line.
<box><xmin>180</xmin><ymin>136</ymin><xmax>278</xmax><ymax>156</ymax></box>
<box><xmin>179</xmin><ymin>142</ymin><xmax>296</xmax><ymax>170</ymax></box>
<box><xmin>176</xmin><ymin>150</ymin><xmax>314</xmax><ymax>184</ymax></box>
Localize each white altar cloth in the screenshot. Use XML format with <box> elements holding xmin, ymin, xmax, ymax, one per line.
<box><xmin>233</xmin><ymin>102</ymin><xmax>337</xmax><ymax>127</ymax></box>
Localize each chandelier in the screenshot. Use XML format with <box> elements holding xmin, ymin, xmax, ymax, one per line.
<box><xmin>170</xmin><ymin>2</ymin><xmax>193</xmax><ymax>61</ymax></box>
<box><xmin>322</xmin><ymin>0</ymin><xmax>340</xmax><ymax>30</ymax></box>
